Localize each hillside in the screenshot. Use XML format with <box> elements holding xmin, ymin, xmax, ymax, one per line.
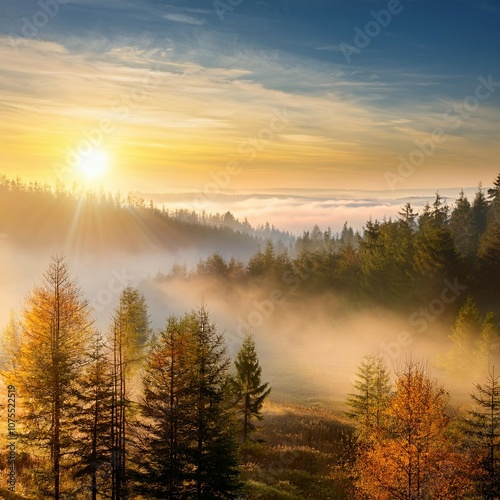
<box><xmin>0</xmin><ymin>176</ymin><xmax>272</xmax><ymax>259</ymax></box>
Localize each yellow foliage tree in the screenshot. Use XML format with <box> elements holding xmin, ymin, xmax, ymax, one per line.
<box><xmin>15</xmin><ymin>256</ymin><xmax>93</xmax><ymax>500</ymax></box>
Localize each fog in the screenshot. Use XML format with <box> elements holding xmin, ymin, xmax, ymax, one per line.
<box><xmin>0</xmin><ymin>235</ymin><xmax>481</xmax><ymax>411</ymax></box>
<box><xmin>147</xmin><ymin>187</ymin><xmax>479</xmax><ymax>234</ymax></box>
<box><xmin>142</xmin><ymin>274</ymin><xmax>473</xmax><ymax>408</ymax></box>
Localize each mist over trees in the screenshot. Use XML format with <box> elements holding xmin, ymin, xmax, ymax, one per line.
<box><xmin>1</xmin><ymin>174</ymin><xmax>500</xmax><ymax>498</ymax></box>
<box><xmin>0</xmin><ymin>175</ymin><xmax>290</xmax><ymax>258</ymax></box>
<box><xmin>0</xmin><ymin>258</ymin><xmax>267</xmax><ymax>499</ymax></box>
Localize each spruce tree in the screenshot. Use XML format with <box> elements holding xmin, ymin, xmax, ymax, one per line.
<box><xmin>190</xmin><ymin>307</ymin><xmax>241</xmax><ymax>499</ymax></box>
<box><xmin>117</xmin><ymin>285</ymin><xmax>151</xmax><ymax>372</ymax></box>
<box><xmin>444</xmin><ymin>296</ymin><xmax>482</xmax><ymax>375</ymax></box>
<box><xmin>346</xmin><ymin>354</ymin><xmax>391</xmax><ymax>441</ymax></box>
<box><xmin>472</xmin><ymin>186</ymin><xmax>489</xmax><ymax>251</ymax></box>
<box><xmin>110</xmin><ymin>286</ymin><xmax>151</xmax><ymax>499</ymax></box>
<box><xmin>233</xmin><ymin>334</ymin><xmax>271</xmax><ymax>443</ymax></box>
<box><xmin>413</xmin><ymin>195</ymin><xmax>461</xmax><ymax>300</ymax></box>
<box><xmin>135</xmin><ymin>308</ymin><xmax>240</xmax><ymax>499</ymax></box>
<box><xmin>71</xmin><ymin>330</ymin><xmax>114</xmax><ymax>500</ymax></box>
<box><xmin>466</xmin><ymin>368</ymin><xmax>500</xmax><ymax>499</ymax></box>
<box><xmin>478</xmin><ymin>191</ymin><xmax>500</xmax><ymax>302</ymax></box>
<box><xmin>449</xmin><ymin>190</ymin><xmax>474</xmax><ymax>263</ymax></box>
<box><xmin>134</xmin><ymin>315</ymin><xmax>196</xmax><ymax>499</ymax></box>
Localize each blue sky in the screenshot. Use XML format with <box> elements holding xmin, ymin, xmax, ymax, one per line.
<box><xmin>1</xmin><ymin>0</ymin><xmax>499</xmax><ymax>194</ymax></box>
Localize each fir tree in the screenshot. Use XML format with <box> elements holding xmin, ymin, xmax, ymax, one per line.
<box><xmin>444</xmin><ymin>296</ymin><xmax>482</xmax><ymax>375</ymax></box>
<box><xmin>233</xmin><ymin>334</ymin><xmax>271</xmax><ymax>443</ymax></box>
<box><xmin>134</xmin><ymin>315</ymin><xmax>196</xmax><ymax>499</ymax></box>
<box><xmin>346</xmin><ymin>354</ymin><xmax>391</xmax><ymax>440</ymax></box>
<box><xmin>71</xmin><ymin>331</ymin><xmax>114</xmax><ymax>500</ymax></box>
<box><xmin>466</xmin><ymin>368</ymin><xmax>500</xmax><ymax>499</ymax></box>
<box><xmin>190</xmin><ymin>307</ymin><xmax>241</xmax><ymax>499</ymax></box>
<box><xmin>135</xmin><ymin>308</ymin><xmax>240</xmax><ymax>499</ymax></box>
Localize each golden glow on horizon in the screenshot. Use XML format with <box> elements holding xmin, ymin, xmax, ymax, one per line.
<box><xmin>0</xmin><ymin>37</ymin><xmax>498</xmax><ymax>193</ymax></box>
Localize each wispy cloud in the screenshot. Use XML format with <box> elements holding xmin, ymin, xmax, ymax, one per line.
<box><xmin>163</xmin><ymin>13</ymin><xmax>206</xmax><ymax>26</ymax></box>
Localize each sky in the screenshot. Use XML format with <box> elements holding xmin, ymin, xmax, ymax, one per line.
<box><xmin>1</xmin><ymin>0</ymin><xmax>500</xmax><ymax>202</ymax></box>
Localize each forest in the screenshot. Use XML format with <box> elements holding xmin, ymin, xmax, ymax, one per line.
<box><xmin>0</xmin><ymin>173</ymin><xmax>500</xmax><ymax>499</ymax></box>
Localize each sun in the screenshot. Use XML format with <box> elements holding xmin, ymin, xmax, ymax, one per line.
<box><xmin>78</xmin><ymin>150</ymin><xmax>109</xmax><ymax>179</ymax></box>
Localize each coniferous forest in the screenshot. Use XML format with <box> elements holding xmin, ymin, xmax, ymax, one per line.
<box><xmin>1</xmin><ymin>173</ymin><xmax>500</xmax><ymax>499</ymax></box>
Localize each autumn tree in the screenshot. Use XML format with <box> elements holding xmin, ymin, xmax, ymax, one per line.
<box><xmin>355</xmin><ymin>360</ymin><xmax>478</xmax><ymax>499</ymax></box>
<box><xmin>346</xmin><ymin>354</ymin><xmax>391</xmax><ymax>441</ymax></box>
<box><xmin>233</xmin><ymin>334</ymin><xmax>271</xmax><ymax>443</ymax></box>
<box><xmin>15</xmin><ymin>255</ymin><xmax>93</xmax><ymax>500</ymax></box>
<box><xmin>0</xmin><ymin>310</ymin><xmax>20</xmax><ymax>374</ymax></box>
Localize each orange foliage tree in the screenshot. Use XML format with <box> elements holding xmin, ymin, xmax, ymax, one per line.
<box><xmin>354</xmin><ymin>360</ymin><xmax>480</xmax><ymax>499</ymax></box>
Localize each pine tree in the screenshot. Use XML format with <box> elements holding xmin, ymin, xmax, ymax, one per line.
<box><xmin>477</xmin><ymin>313</ymin><xmax>500</xmax><ymax>374</ymax></box>
<box><xmin>466</xmin><ymin>368</ymin><xmax>500</xmax><ymax>499</ymax></box>
<box><xmin>190</xmin><ymin>307</ymin><xmax>241</xmax><ymax>499</ymax></box>
<box><xmin>134</xmin><ymin>315</ymin><xmax>196</xmax><ymax>499</ymax></box>
<box><xmin>346</xmin><ymin>355</ymin><xmax>391</xmax><ymax>440</ymax></box>
<box><xmin>444</xmin><ymin>297</ymin><xmax>482</xmax><ymax>375</ymax></box>
<box><xmin>413</xmin><ymin>195</ymin><xmax>461</xmax><ymax>300</ymax></box>
<box><xmin>233</xmin><ymin>334</ymin><xmax>271</xmax><ymax>443</ymax></box>
<box><xmin>134</xmin><ymin>308</ymin><xmax>240</xmax><ymax>499</ymax></box>
<box><xmin>71</xmin><ymin>331</ymin><xmax>114</xmax><ymax>500</ymax></box>
<box><xmin>117</xmin><ymin>285</ymin><xmax>151</xmax><ymax>372</ymax></box>
<box><xmin>478</xmin><ymin>187</ymin><xmax>500</xmax><ymax>302</ymax></box>
<box><xmin>449</xmin><ymin>190</ymin><xmax>475</xmax><ymax>263</ymax></box>
<box><xmin>16</xmin><ymin>255</ymin><xmax>93</xmax><ymax>499</ymax></box>
<box><xmin>110</xmin><ymin>286</ymin><xmax>151</xmax><ymax>499</ymax></box>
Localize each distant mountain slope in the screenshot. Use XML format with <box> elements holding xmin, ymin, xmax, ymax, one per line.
<box><xmin>0</xmin><ymin>176</ymin><xmax>262</xmax><ymax>258</ymax></box>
